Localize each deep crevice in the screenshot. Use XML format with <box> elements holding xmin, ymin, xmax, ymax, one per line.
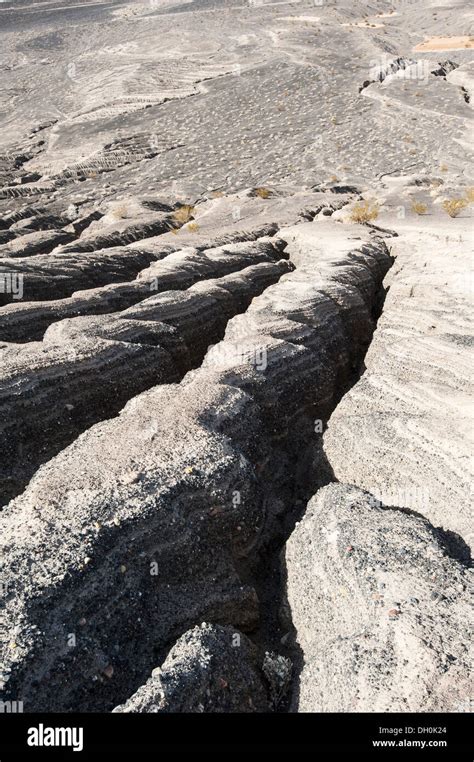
<box><xmin>236</xmin><ymin>241</ymin><xmax>397</xmax><ymax>712</ymax></box>
<box><xmin>0</xmin><ymin>227</ymin><xmax>397</xmax><ymax>712</ymax></box>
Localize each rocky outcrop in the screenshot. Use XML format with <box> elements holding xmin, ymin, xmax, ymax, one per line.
<box><xmin>284</xmin><ymin>483</ymin><xmax>473</xmax><ymax>713</ymax></box>
<box><xmin>57</xmin><ymin>211</ymin><xmax>178</xmax><ymax>253</ymax></box>
<box><xmin>322</xmin><ymin>230</ymin><xmax>473</xmax><ymax>547</ymax></box>
<box><xmin>0</xmin><ymin>237</ymin><xmax>287</xmax><ymax>341</ymax></box>
<box><xmin>0</xmin><ymin>229</ymin><xmax>74</xmax><ymax>258</ymax></box>
<box><xmin>0</xmin><ymin>223</ymin><xmax>280</xmax><ymax>307</ymax></box>
<box><xmin>447</xmin><ymin>61</ymin><xmax>474</xmax><ymax>105</ymax></box>
<box><xmin>113</xmin><ymin>624</ymin><xmax>269</xmax><ymax>713</ymax></box>
<box><xmin>0</xmin><ymin>245</ymin><xmax>173</xmax><ymax>306</ymax></box>
<box><xmin>0</xmin><ymin>257</ymin><xmax>289</xmax><ymax>505</ymax></box>
<box><xmin>0</xmin><ymin>227</ymin><xmax>392</xmax><ymax>711</ymax></box>
<box><xmin>1</xmin><ymin>0</ymin><xmax>472</xmax><ymax>719</ymax></box>
<box><xmin>431</xmin><ymin>60</ymin><xmax>459</xmax><ymax>78</ymax></box>
<box><xmin>358</xmin><ymin>57</ymin><xmax>416</xmax><ymax>92</ymax></box>
<box><xmin>0</xmin><ymin>377</ymin><xmax>269</xmax><ymax>711</ymax></box>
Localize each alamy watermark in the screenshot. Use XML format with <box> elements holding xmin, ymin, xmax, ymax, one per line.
<box><xmin>0</xmin><ymin>273</ymin><xmax>23</xmax><ymax>300</ymax></box>
<box><xmin>206</xmin><ymin>344</ymin><xmax>267</xmax><ymax>371</ymax></box>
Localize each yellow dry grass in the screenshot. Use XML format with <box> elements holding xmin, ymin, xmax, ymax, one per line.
<box><xmin>442</xmin><ymin>198</ymin><xmax>468</xmax><ymax>218</ymax></box>
<box><xmin>172</xmin><ymin>205</ymin><xmax>195</xmax><ymax>224</ymax></box>
<box><xmin>349</xmin><ymin>200</ymin><xmax>380</xmax><ymax>224</ymax></box>
<box><xmin>411</xmin><ymin>200</ymin><xmax>428</xmax><ymax>215</ymax></box>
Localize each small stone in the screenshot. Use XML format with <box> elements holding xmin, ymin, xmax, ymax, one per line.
<box><xmin>103</xmin><ymin>665</ymin><xmax>114</xmax><ymax>679</ymax></box>
<box><xmin>388</xmin><ymin>608</ymin><xmax>400</xmax><ymax>619</ymax></box>
<box><xmin>120</xmin><ymin>565</ymin><xmax>127</xmax><ymax>574</ymax></box>
<box><xmin>78</xmin><ymin>618</ymin><xmax>87</xmax><ymax>626</ymax></box>
<box><xmin>121</xmin><ymin>471</ymin><xmax>140</xmax><ymax>485</ymax></box>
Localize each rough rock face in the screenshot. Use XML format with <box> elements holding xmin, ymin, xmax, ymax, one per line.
<box><xmin>1</xmin><ymin>378</ymin><xmax>269</xmax><ymax>712</ymax></box>
<box><xmin>0</xmin><ymin>246</ymin><xmax>170</xmax><ymax>306</ymax></box>
<box><xmin>113</xmin><ymin>624</ymin><xmax>269</xmax><ymax>713</ymax></box>
<box><xmin>447</xmin><ymin>61</ymin><xmax>474</xmax><ymax>104</ymax></box>
<box><xmin>56</xmin><ymin>210</ymin><xmax>179</xmax><ymax>254</ymax></box>
<box><xmin>0</xmin><ymin>228</ymin><xmax>74</xmax><ymax>258</ymax></box>
<box><xmin>284</xmin><ymin>483</ymin><xmax>473</xmax><ymax>713</ymax></box>
<box><xmin>0</xmin><ymin>256</ymin><xmax>290</xmax><ymax>505</ymax></box>
<box><xmin>0</xmin><ymin>229</ymin><xmax>392</xmax><ymax>711</ymax></box>
<box><xmin>322</xmin><ymin>230</ymin><xmax>473</xmax><ymax>547</ymax></box>
<box><xmin>1</xmin><ymin>0</ymin><xmax>473</xmax><ymax>718</ymax></box>
<box><xmin>0</xmin><ymin>223</ymin><xmax>283</xmax><ymax>308</ymax></box>
<box><xmin>0</xmin><ymin>236</ymin><xmax>287</xmax><ymax>342</ymax></box>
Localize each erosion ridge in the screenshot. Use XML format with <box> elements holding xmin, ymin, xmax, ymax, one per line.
<box><xmin>0</xmin><ymin>0</ymin><xmax>472</xmax><ymax>715</ymax></box>
<box><xmin>0</xmin><ymin>224</ymin><xmax>393</xmax><ymax>711</ymax></box>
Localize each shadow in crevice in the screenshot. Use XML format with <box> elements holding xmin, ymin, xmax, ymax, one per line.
<box><xmin>436</xmin><ymin>528</ymin><xmax>472</xmax><ymax>567</ymax></box>
<box><xmin>379</xmin><ymin>503</ymin><xmax>472</xmax><ymax>567</ymax></box>
<box><xmin>258</xmin><ymin>258</ymin><xmax>396</xmax><ymax>712</ymax></box>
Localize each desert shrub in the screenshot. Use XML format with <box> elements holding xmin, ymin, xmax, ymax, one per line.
<box><xmin>186</xmin><ymin>222</ymin><xmax>200</xmax><ymax>232</ymax></box>
<box><xmin>442</xmin><ymin>198</ymin><xmax>468</xmax><ymax>218</ymax></box>
<box><xmin>464</xmin><ymin>187</ymin><xmax>474</xmax><ymax>203</ymax></box>
<box><xmin>254</xmin><ymin>187</ymin><xmax>271</xmax><ymax>199</ymax></box>
<box><xmin>349</xmin><ymin>199</ymin><xmax>380</xmax><ymax>224</ymax></box>
<box><xmin>172</xmin><ymin>204</ymin><xmax>195</xmax><ymax>224</ymax></box>
<box><xmin>411</xmin><ymin>200</ymin><xmax>428</xmax><ymax>215</ymax></box>
<box><xmin>262</xmin><ymin>651</ymin><xmax>292</xmax><ymax>710</ymax></box>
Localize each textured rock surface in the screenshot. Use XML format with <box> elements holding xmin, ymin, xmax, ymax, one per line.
<box><xmin>0</xmin><ymin>245</ymin><xmax>169</xmax><ymax>306</ymax></box>
<box><xmin>0</xmin><ymin>256</ymin><xmax>290</xmax><ymax>505</ymax></box>
<box><xmin>0</xmin><ymin>229</ymin><xmax>391</xmax><ymax>711</ymax></box>
<box><xmin>285</xmin><ymin>483</ymin><xmax>473</xmax><ymax>713</ymax></box>
<box><xmin>113</xmin><ymin>624</ymin><xmax>269</xmax><ymax>713</ymax></box>
<box><xmin>0</xmin><ymin>0</ymin><xmax>472</xmax><ymax>717</ymax></box>
<box><xmin>0</xmin><ymin>228</ymin><xmax>74</xmax><ymax>258</ymax></box>
<box><xmin>323</xmin><ymin>225</ymin><xmax>473</xmax><ymax>547</ymax></box>
<box><xmin>0</xmin><ymin>236</ymin><xmax>287</xmax><ymax>342</ymax></box>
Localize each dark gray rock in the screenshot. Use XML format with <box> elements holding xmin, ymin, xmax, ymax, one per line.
<box><xmin>0</xmin><ymin>229</ymin><xmax>74</xmax><ymax>258</ymax></box>
<box><xmin>285</xmin><ymin>483</ymin><xmax>473</xmax><ymax>712</ymax></box>
<box><xmin>0</xmin><ymin>259</ymin><xmax>289</xmax><ymax>505</ymax></box>
<box><xmin>113</xmin><ymin>624</ymin><xmax>269</xmax><ymax>713</ymax></box>
<box><xmin>0</xmin><ymin>229</ymin><xmax>391</xmax><ymax>711</ymax></box>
